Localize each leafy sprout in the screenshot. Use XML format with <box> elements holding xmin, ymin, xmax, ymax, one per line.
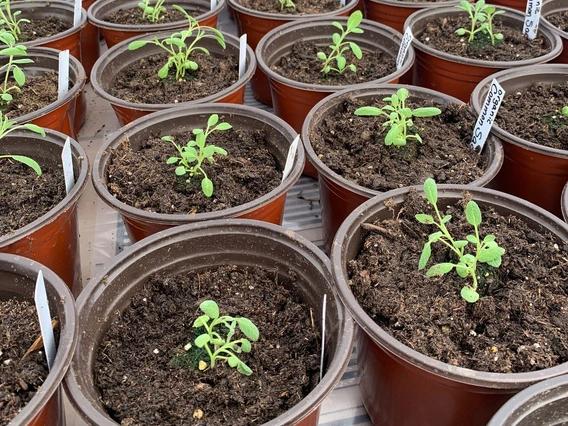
<box><xmin>0</xmin><ymin>0</ymin><xmax>28</xmax><ymax>41</ymax></box>
<box><xmin>562</xmin><ymin>106</ymin><xmax>568</xmax><ymax>117</ymax></box>
<box><xmin>317</xmin><ymin>11</ymin><xmax>364</xmax><ymax>74</ymax></box>
<box><xmin>138</xmin><ymin>0</ymin><xmax>167</xmax><ymax>23</ymax></box>
<box><xmin>354</xmin><ymin>88</ymin><xmax>441</xmax><ymax>147</ymax></box>
<box><xmin>0</xmin><ymin>110</ymin><xmax>45</xmax><ymax>176</ymax></box>
<box><xmin>279</xmin><ymin>0</ymin><xmax>295</xmax><ymax>10</ymax></box>
<box><xmin>0</xmin><ymin>30</ymin><xmax>34</xmax><ymax>106</ymax></box>
<box><xmin>416</xmin><ymin>178</ymin><xmax>505</xmax><ymax>303</ymax></box>
<box><xmin>192</xmin><ymin>300</ymin><xmax>259</xmax><ymax>376</ymax></box>
<box><xmin>455</xmin><ymin>0</ymin><xmax>504</xmax><ymax>46</ymax></box>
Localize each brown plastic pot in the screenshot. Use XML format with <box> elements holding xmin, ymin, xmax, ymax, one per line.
<box><xmin>228</xmin><ymin>0</ymin><xmax>361</xmax><ymax>107</ymax></box>
<box><xmin>490</xmin><ymin>0</ymin><xmax>527</xmax><ymax>12</ymax></box>
<box><xmin>92</xmin><ymin>103</ymin><xmax>304</xmax><ymax>242</ymax></box>
<box><xmin>331</xmin><ymin>184</ymin><xmax>568</xmax><ymax>426</ymax></box>
<box><xmin>302</xmin><ymin>83</ymin><xmax>503</xmax><ymax>254</ymax></box>
<box><xmin>470</xmin><ymin>64</ymin><xmax>568</xmax><ymax>218</ymax></box>
<box><xmin>0</xmin><ymin>129</ymin><xmax>89</xmax><ymax>294</ymax></box>
<box><xmin>404</xmin><ymin>5</ymin><xmax>562</xmax><ymax>102</ymax></box>
<box><xmin>542</xmin><ymin>0</ymin><xmax>568</xmax><ymax>64</ymax></box>
<box><xmin>0</xmin><ymin>253</ymin><xmax>77</xmax><ymax>426</ymax></box>
<box><xmin>91</xmin><ymin>29</ymin><xmax>256</xmax><ymax>126</ymax></box>
<box><xmin>87</xmin><ymin>0</ymin><xmax>226</xmax><ymax>48</ymax></box>
<box><xmin>81</xmin><ymin>0</ymin><xmax>101</xmax><ymax>82</ymax></box>
<box><xmin>64</xmin><ymin>219</ymin><xmax>354</xmax><ymax>426</ymax></box>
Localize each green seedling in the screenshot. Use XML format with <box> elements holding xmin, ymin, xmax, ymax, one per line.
<box><xmin>0</xmin><ymin>110</ymin><xmax>45</xmax><ymax>175</ymax></box>
<box><xmin>192</xmin><ymin>300</ymin><xmax>259</xmax><ymax>376</ymax></box>
<box><xmin>279</xmin><ymin>0</ymin><xmax>295</xmax><ymax>10</ymax></box>
<box><xmin>317</xmin><ymin>11</ymin><xmax>364</xmax><ymax>74</ymax></box>
<box><xmin>0</xmin><ymin>30</ymin><xmax>33</xmax><ymax>106</ymax></box>
<box><xmin>163</xmin><ymin>114</ymin><xmax>230</xmax><ymax>197</ymax></box>
<box><xmin>0</xmin><ymin>154</ymin><xmax>41</xmax><ymax>175</ymax></box>
<box><xmin>416</xmin><ymin>178</ymin><xmax>505</xmax><ymax>303</ymax></box>
<box><xmin>354</xmin><ymin>88</ymin><xmax>441</xmax><ymax>146</ymax></box>
<box><xmin>562</xmin><ymin>106</ymin><xmax>568</xmax><ymax>117</ymax></box>
<box><xmin>0</xmin><ymin>0</ymin><xmax>28</xmax><ymax>41</ymax></box>
<box><xmin>138</xmin><ymin>0</ymin><xmax>167</xmax><ymax>23</ymax></box>
<box><xmin>455</xmin><ymin>0</ymin><xmax>504</xmax><ymax>46</ymax></box>
<box><xmin>128</xmin><ymin>5</ymin><xmax>225</xmax><ymax>80</ymax></box>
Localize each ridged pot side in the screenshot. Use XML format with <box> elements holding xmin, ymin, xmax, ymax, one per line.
<box><xmin>542</xmin><ymin>0</ymin><xmax>568</xmax><ymax>64</ymax></box>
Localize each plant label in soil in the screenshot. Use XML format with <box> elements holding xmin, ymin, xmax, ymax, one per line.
<box><xmin>62</xmin><ymin>137</ymin><xmax>75</xmax><ymax>195</ymax></box>
<box><xmin>320</xmin><ymin>294</ymin><xmax>327</xmax><ymax>381</ymax></box>
<box><xmin>471</xmin><ymin>78</ymin><xmax>504</xmax><ymax>152</ymax></box>
<box><xmin>523</xmin><ymin>0</ymin><xmax>542</xmax><ymax>39</ymax></box>
<box><xmin>74</xmin><ymin>0</ymin><xmax>82</xmax><ymax>27</ymax></box>
<box><xmin>58</xmin><ymin>50</ymin><xmax>70</xmax><ymax>99</ymax></box>
<box><xmin>239</xmin><ymin>34</ymin><xmax>247</xmax><ymax>79</ymax></box>
<box><xmin>211</xmin><ymin>0</ymin><xmax>217</xmax><ymax>10</ymax></box>
<box><xmin>34</xmin><ymin>270</ymin><xmax>56</xmax><ymax>370</ymax></box>
<box><xmin>396</xmin><ymin>28</ymin><xmax>413</xmax><ymax>70</ymax></box>
<box><xmin>282</xmin><ymin>135</ymin><xmax>300</xmax><ymax>182</ymax></box>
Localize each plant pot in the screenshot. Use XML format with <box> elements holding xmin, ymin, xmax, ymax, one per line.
<box><xmin>302</xmin><ymin>83</ymin><xmax>503</xmax><ymax>254</ymax></box>
<box><xmin>87</xmin><ymin>0</ymin><xmax>226</xmax><ymax>48</ymax></box>
<box><xmin>487</xmin><ymin>374</ymin><xmax>568</xmax><ymax>425</ymax></box>
<box><xmin>489</xmin><ymin>0</ymin><xmax>526</xmax><ymax>11</ymax></box>
<box><xmin>0</xmin><ymin>253</ymin><xmax>77</xmax><ymax>426</ymax></box>
<box><xmin>228</xmin><ymin>0</ymin><xmax>361</xmax><ymax>107</ymax></box>
<box><xmin>542</xmin><ymin>0</ymin><xmax>568</xmax><ymax>64</ymax></box>
<box><xmin>331</xmin><ymin>184</ymin><xmax>568</xmax><ymax>426</ymax></box>
<box><xmin>470</xmin><ymin>64</ymin><xmax>568</xmax><ymax>218</ymax></box>
<box><xmin>91</xmin><ymin>29</ymin><xmax>256</xmax><ymax>126</ymax></box>
<box><xmin>404</xmin><ymin>5</ymin><xmax>562</xmax><ymax>102</ymax></box>
<box><xmin>64</xmin><ymin>219</ymin><xmax>354</xmax><ymax>425</ymax></box>
<box><xmin>81</xmin><ymin>0</ymin><xmax>101</xmax><ymax>82</ymax></box>
<box><xmin>0</xmin><ymin>129</ymin><xmax>89</xmax><ymax>294</ymax></box>
<box><xmin>92</xmin><ymin>103</ymin><xmax>304</xmax><ymax>242</ymax></box>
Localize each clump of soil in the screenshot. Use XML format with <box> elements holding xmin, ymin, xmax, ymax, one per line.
<box><xmin>0</xmin><ymin>156</ymin><xmax>65</xmax><ymax>236</ymax></box>
<box><xmin>237</xmin><ymin>0</ymin><xmax>342</xmax><ymax>15</ymax></box>
<box><xmin>546</xmin><ymin>10</ymin><xmax>568</xmax><ymax>32</ymax></box>
<box><xmin>94</xmin><ymin>265</ymin><xmax>321</xmax><ymax>426</ymax></box>
<box><xmin>2</xmin><ymin>72</ymin><xmax>60</xmax><ymax>119</ymax></box>
<box><xmin>109</xmin><ymin>52</ymin><xmax>239</xmax><ymax>104</ymax></box>
<box><xmin>309</xmin><ymin>97</ymin><xmax>490</xmax><ymax>191</ymax></box>
<box><xmin>103</xmin><ymin>6</ymin><xmax>192</xmax><ymax>25</ymax></box>
<box><xmin>271</xmin><ymin>41</ymin><xmax>397</xmax><ymax>86</ymax></box>
<box><xmin>418</xmin><ymin>15</ymin><xmax>551</xmax><ymax>61</ymax></box>
<box><xmin>106</xmin><ymin>126</ymin><xmax>282</xmax><ymax>214</ymax></box>
<box><xmin>348</xmin><ymin>188</ymin><xmax>568</xmax><ymax>373</ymax></box>
<box><xmin>19</xmin><ymin>17</ymin><xmax>71</xmax><ymax>42</ymax></box>
<box><xmin>495</xmin><ymin>82</ymin><xmax>568</xmax><ymax>150</ymax></box>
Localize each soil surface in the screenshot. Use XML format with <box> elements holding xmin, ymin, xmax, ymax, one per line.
<box><xmin>310</xmin><ymin>97</ymin><xmax>490</xmax><ymax>191</ymax></box>
<box><xmin>2</xmin><ymin>72</ymin><xmax>60</xmax><ymax>119</ymax></box>
<box><xmin>94</xmin><ymin>265</ymin><xmax>321</xmax><ymax>426</ymax></box>
<box><xmin>418</xmin><ymin>15</ymin><xmax>551</xmax><ymax>61</ymax></box>
<box><xmin>271</xmin><ymin>41</ymin><xmax>397</xmax><ymax>86</ymax></box>
<box><xmin>110</xmin><ymin>52</ymin><xmax>238</xmax><ymax>104</ymax></box>
<box><xmin>18</xmin><ymin>17</ymin><xmax>71</xmax><ymax>42</ymax></box>
<box><xmin>348</xmin><ymin>189</ymin><xmax>568</xmax><ymax>373</ymax></box>
<box><xmin>103</xmin><ymin>7</ymin><xmax>192</xmax><ymax>25</ymax></box>
<box><xmin>237</xmin><ymin>0</ymin><xmax>342</xmax><ymax>15</ymax></box>
<box><xmin>495</xmin><ymin>82</ymin><xmax>568</xmax><ymax>149</ymax></box>
<box><xmin>0</xmin><ymin>299</ymin><xmax>52</xmax><ymax>426</ymax></box>
<box><xmin>546</xmin><ymin>10</ymin><xmax>568</xmax><ymax>32</ymax></box>
<box><xmin>0</xmin><ymin>156</ymin><xmax>65</xmax><ymax>236</ymax></box>
<box><xmin>106</xmin><ymin>126</ymin><xmax>282</xmax><ymax>214</ymax></box>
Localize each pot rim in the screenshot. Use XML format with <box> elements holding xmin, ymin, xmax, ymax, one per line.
<box><xmin>65</xmin><ymin>218</ymin><xmax>355</xmax><ymax>426</ymax></box>
<box><xmin>404</xmin><ymin>5</ymin><xmax>563</xmax><ymax>67</ymax></box>
<box><xmin>366</xmin><ymin>0</ymin><xmax>460</xmax><ymax>8</ymax></box>
<box><xmin>470</xmin><ymin>63</ymin><xmax>568</xmax><ymax>158</ymax></box>
<box><xmin>301</xmin><ymin>83</ymin><xmax>503</xmax><ymax>198</ymax></box>
<box><xmin>90</xmin><ymin>29</ymin><xmax>256</xmax><ymax>111</ymax></box>
<box><xmin>0</xmin><ymin>128</ymin><xmax>90</xmax><ymax>247</ymax></box>
<box><xmin>92</xmin><ymin>103</ymin><xmax>305</xmax><ymax>224</ymax></box>
<box><xmin>331</xmin><ymin>183</ymin><xmax>568</xmax><ymax>388</ymax></box>
<box><xmin>255</xmin><ymin>16</ymin><xmax>415</xmax><ymax>92</ymax></box>
<box><xmin>541</xmin><ymin>0</ymin><xmax>568</xmax><ymax>42</ymax></box>
<box><xmin>228</xmin><ymin>0</ymin><xmax>359</xmax><ymax>20</ymax></box>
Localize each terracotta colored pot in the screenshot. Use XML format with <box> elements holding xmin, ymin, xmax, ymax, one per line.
<box><xmin>87</xmin><ymin>0</ymin><xmax>226</xmax><ymax>48</ymax></box>
<box><xmin>491</xmin><ymin>0</ymin><xmax>527</xmax><ymax>12</ymax></box>
<box><xmin>91</xmin><ymin>30</ymin><xmax>256</xmax><ymax>126</ymax></box>
<box><xmin>0</xmin><ymin>253</ymin><xmax>77</xmax><ymax>426</ymax></box>
<box><xmin>404</xmin><ymin>5</ymin><xmax>562</xmax><ymax>102</ymax></box>
<box><xmin>331</xmin><ymin>184</ymin><xmax>568</xmax><ymax>426</ymax></box>
<box><xmin>81</xmin><ymin>0</ymin><xmax>101</xmax><ymax>81</ymax></box>
<box><xmin>64</xmin><ymin>219</ymin><xmax>354</xmax><ymax>426</ymax></box>
<box><xmin>542</xmin><ymin>0</ymin><xmax>568</xmax><ymax>64</ymax></box>
<box><xmin>470</xmin><ymin>64</ymin><xmax>568</xmax><ymax>218</ymax></box>
<box><xmin>0</xmin><ymin>129</ymin><xmax>89</xmax><ymax>294</ymax></box>
<box><xmin>302</xmin><ymin>83</ymin><xmax>503</xmax><ymax>253</ymax></box>
<box><xmin>228</xmin><ymin>0</ymin><xmax>361</xmax><ymax>106</ymax></box>
<box><xmin>4</xmin><ymin>47</ymin><xmax>86</xmax><ymax>141</ymax></box>
<box><xmin>92</xmin><ymin>104</ymin><xmax>304</xmax><ymax>242</ymax></box>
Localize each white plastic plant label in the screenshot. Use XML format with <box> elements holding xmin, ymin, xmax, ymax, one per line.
<box><xmin>471</xmin><ymin>78</ymin><xmax>505</xmax><ymax>152</ymax></box>
<box><xmin>523</xmin><ymin>0</ymin><xmax>542</xmax><ymax>40</ymax></box>
<box><xmin>58</xmin><ymin>50</ymin><xmax>70</xmax><ymax>99</ymax></box>
<box><xmin>396</xmin><ymin>28</ymin><xmax>413</xmax><ymax>70</ymax></box>
<box><xmin>239</xmin><ymin>34</ymin><xmax>247</xmax><ymax>79</ymax></box>
<box><xmin>281</xmin><ymin>135</ymin><xmax>300</xmax><ymax>183</ymax></box>
<box><xmin>73</xmin><ymin>0</ymin><xmax>82</xmax><ymax>27</ymax></box>
<box><xmin>34</xmin><ymin>270</ymin><xmax>56</xmax><ymax>370</ymax></box>
<box><xmin>340</xmin><ymin>0</ymin><xmax>346</xmax><ymax>7</ymax></box>
<box><xmin>62</xmin><ymin>137</ymin><xmax>74</xmax><ymax>195</ymax></box>
<box><xmin>319</xmin><ymin>294</ymin><xmax>327</xmax><ymax>381</ymax></box>
<box><xmin>211</xmin><ymin>0</ymin><xmax>217</xmax><ymax>11</ymax></box>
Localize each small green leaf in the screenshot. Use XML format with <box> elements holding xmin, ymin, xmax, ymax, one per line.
<box><xmin>441</xmin><ymin>214</ymin><xmax>452</xmax><ymax>224</ymax></box>
<box><xmin>1</xmin><ymin>93</ymin><xmax>12</xmax><ymax>102</ymax></box>
<box><xmin>349</xmin><ymin>42</ymin><xmax>362</xmax><ymax>59</ymax></box>
<box><xmin>128</xmin><ymin>40</ymin><xmax>149</xmax><ymax>50</ymax></box>
<box><xmin>454</xmin><ymin>240</ymin><xmax>468</xmax><ymax>249</ymax></box>
<box><xmin>466</xmin><ymin>235</ymin><xmax>478</xmax><ymax>244</ymax></box>
<box><xmin>166</xmin><ymin>157</ymin><xmax>179</xmax><ymax>164</ymax></box>
<box><xmin>157</xmin><ymin>63</ymin><xmax>170</xmax><ymax>78</ymax></box>
<box><xmin>213</xmin><ymin>147</ymin><xmax>227</xmax><ymax>155</ymax></box>
<box><xmin>483</xmin><ymin>235</ymin><xmax>496</xmax><ymax>243</ymax></box>
<box><xmin>165</xmin><ymin>37</ymin><xmax>185</xmax><ymax>48</ymax></box>
<box><xmin>332</xmin><ymin>32</ymin><xmax>341</xmax><ymax>46</ymax></box>
<box><xmin>418</xmin><ymin>242</ymin><xmax>431</xmax><ymax>270</ymax></box>
<box><xmin>456</xmin><ymin>263</ymin><xmax>469</xmax><ymax>277</ymax></box>
<box><xmin>194</xmin><ymin>334</ymin><xmax>210</xmax><ymax>348</ymax></box>
<box><xmin>215</xmin><ymin>122</ymin><xmax>232</xmax><ymax>131</ymax></box>
<box><xmin>202</xmin><ymin>177</ymin><xmax>213</xmax><ymax>197</ymax></box>
<box><xmin>237</xmin><ymin>317</ymin><xmax>259</xmax><ymax>341</ymax></box>
<box><xmin>23</xmin><ymin>123</ymin><xmax>45</xmax><ymax>136</ymax></box>
<box><xmin>12</xmin><ymin>66</ymin><xmax>25</xmax><ymax>86</ymax></box>
<box><xmin>487</xmin><ymin>256</ymin><xmax>502</xmax><ymax>267</ymax></box>
<box><xmin>347</xmin><ymin>10</ymin><xmax>363</xmax><ymax>30</ymax></box>
<box><xmin>237</xmin><ymin>361</ymin><xmax>253</xmax><ymax>376</ymax></box>
<box><xmin>228</xmin><ymin>356</ymin><xmax>239</xmax><ymax>367</ymax></box>
<box><xmin>415</xmin><ymin>214</ymin><xmax>434</xmax><ymax>224</ymax></box>
<box><xmin>211</xmin><ymin>338</ymin><xmax>225</xmax><ymax>346</ymax></box>
<box><xmin>478</xmin><ymin>246</ymin><xmax>505</xmax><ymax>263</ymax></box>
<box><xmin>175</xmin><ymin>165</ymin><xmax>186</xmax><ymax>176</ymax></box>
<box><xmin>412</xmin><ymin>107</ymin><xmax>442</xmax><ymax>118</ymax></box>
<box><xmin>336</xmin><ymin>55</ymin><xmax>346</xmax><ymax>71</ymax></box>
<box><xmin>240</xmin><ymin>339</ymin><xmax>252</xmax><ymax>352</ymax></box>
<box><xmin>354</xmin><ymin>106</ymin><xmax>381</xmax><ymax>116</ymax></box>
<box><xmin>207</xmin><ymin>114</ymin><xmax>219</xmax><ymax>127</ymax></box>
<box><xmin>200</xmin><ymin>300</ymin><xmax>219</xmax><ymax>319</ymax></box>
<box><xmin>9</xmin><ymin>155</ymin><xmax>42</xmax><ymax>175</ymax></box>
<box><xmin>193</xmin><ymin>314</ymin><xmax>210</xmax><ymax>327</ymax></box>
<box><xmin>426</xmin><ymin>263</ymin><xmax>455</xmax><ymax>276</ymax></box>
<box><xmin>460</xmin><ymin>286</ymin><xmax>480</xmax><ymax>303</ymax></box>
<box><xmin>332</xmin><ymin>21</ymin><xmax>343</xmax><ymax>30</ymax></box>
<box><xmin>456</xmin><ymin>28</ymin><xmax>467</xmax><ymax>36</ymax></box>
<box><xmin>423</xmin><ymin>178</ymin><xmax>437</xmax><ymax>206</ymax></box>
<box><xmin>428</xmin><ymin>231</ymin><xmax>443</xmax><ymax>242</ymax></box>
<box><xmin>465</xmin><ymin>201</ymin><xmax>482</xmax><ymax>227</ymax></box>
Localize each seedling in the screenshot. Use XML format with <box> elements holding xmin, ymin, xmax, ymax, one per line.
<box><xmin>128</xmin><ymin>6</ymin><xmax>225</xmax><ymax>80</ymax></box>
<box><xmin>279</xmin><ymin>0</ymin><xmax>295</xmax><ymax>10</ymax></box>
<box><xmin>416</xmin><ymin>178</ymin><xmax>505</xmax><ymax>303</ymax></box>
<box><xmin>192</xmin><ymin>300</ymin><xmax>259</xmax><ymax>376</ymax></box>
<box><xmin>354</xmin><ymin>88</ymin><xmax>441</xmax><ymax>146</ymax></box>
<box><xmin>562</xmin><ymin>106</ymin><xmax>568</xmax><ymax>117</ymax></box>
<box><xmin>0</xmin><ymin>30</ymin><xmax>33</xmax><ymax>106</ymax></box>
<box><xmin>163</xmin><ymin>114</ymin><xmax>230</xmax><ymax>197</ymax></box>
<box><xmin>0</xmin><ymin>0</ymin><xmax>29</xmax><ymax>41</ymax></box>
<box><xmin>0</xmin><ymin>154</ymin><xmax>41</xmax><ymax>175</ymax></box>
<box><xmin>455</xmin><ymin>0</ymin><xmax>504</xmax><ymax>46</ymax></box>
<box><xmin>317</xmin><ymin>11</ymin><xmax>364</xmax><ymax>74</ymax></box>
<box><xmin>0</xmin><ymin>110</ymin><xmax>45</xmax><ymax>175</ymax></box>
<box><xmin>138</xmin><ymin>0</ymin><xmax>166</xmax><ymax>23</ymax></box>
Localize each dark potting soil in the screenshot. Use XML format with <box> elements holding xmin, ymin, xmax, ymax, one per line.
<box><xmin>546</xmin><ymin>10</ymin><xmax>568</xmax><ymax>32</ymax></box>
<box><xmin>94</xmin><ymin>265</ymin><xmax>321</xmax><ymax>426</ymax></box>
<box><xmin>418</xmin><ymin>16</ymin><xmax>551</xmax><ymax>61</ymax></box>
<box><xmin>237</xmin><ymin>0</ymin><xmax>342</xmax><ymax>15</ymax></box>
<box><xmin>109</xmin><ymin>52</ymin><xmax>239</xmax><ymax>104</ymax></box>
<box><xmin>310</xmin><ymin>98</ymin><xmax>489</xmax><ymax>191</ymax></box>
<box><xmin>18</xmin><ymin>17</ymin><xmax>71</xmax><ymax>42</ymax></box>
<box><xmin>103</xmin><ymin>7</ymin><xmax>191</xmax><ymax>25</ymax></box>
<box><xmin>0</xmin><ymin>299</ymin><xmax>52</xmax><ymax>426</ymax></box>
<box><xmin>0</xmin><ymin>156</ymin><xmax>65</xmax><ymax>236</ymax></box>
<box><xmin>348</xmin><ymin>189</ymin><xmax>568</xmax><ymax>373</ymax></box>
<box><xmin>495</xmin><ymin>82</ymin><xmax>568</xmax><ymax>150</ymax></box>
<box><xmin>2</xmin><ymin>72</ymin><xmax>59</xmax><ymax>119</ymax></box>
<box><xmin>106</xmin><ymin>126</ymin><xmax>282</xmax><ymax>214</ymax></box>
<box><xmin>271</xmin><ymin>41</ymin><xmax>397</xmax><ymax>86</ymax></box>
